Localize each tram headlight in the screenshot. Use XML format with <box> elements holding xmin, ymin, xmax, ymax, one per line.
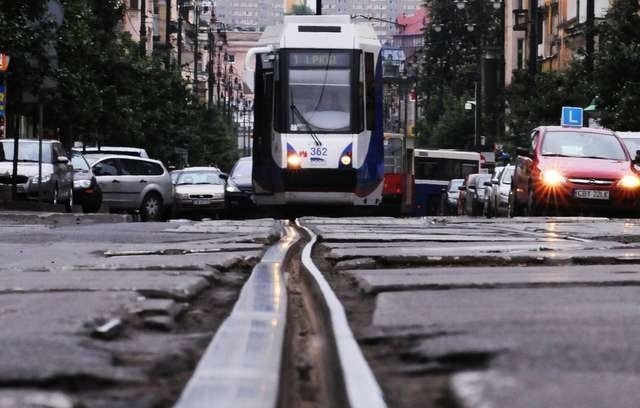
<box><xmin>340</xmin><ymin>154</ymin><xmax>352</xmax><ymax>166</ymax></box>
<box><xmin>287</xmin><ymin>153</ymin><xmax>301</xmax><ymax>169</ymax></box>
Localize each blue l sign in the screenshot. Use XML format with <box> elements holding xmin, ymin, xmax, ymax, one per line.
<box><xmin>561</xmin><ymin>106</ymin><xmax>583</xmax><ymax>127</ymax></box>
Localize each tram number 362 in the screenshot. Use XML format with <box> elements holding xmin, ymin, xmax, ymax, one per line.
<box><xmin>310</xmin><ymin>147</ymin><xmax>328</xmax><ymax>156</ymax></box>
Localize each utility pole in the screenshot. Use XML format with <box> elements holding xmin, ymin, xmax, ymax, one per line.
<box><xmin>316</xmin><ymin>0</ymin><xmax>321</xmax><ymax>15</ymax></box>
<box><xmin>140</xmin><ymin>0</ymin><xmax>147</xmax><ymax>55</ymax></box>
<box><xmin>474</xmin><ymin>81</ymin><xmax>480</xmax><ymax>150</ymax></box>
<box><xmin>208</xmin><ymin>28</ymin><xmax>215</xmax><ymax>108</ymax></box>
<box><xmin>528</xmin><ymin>0</ymin><xmax>538</xmax><ymax>74</ymax></box>
<box><xmin>194</xmin><ymin>4</ymin><xmax>200</xmax><ymax>96</ymax></box>
<box><xmin>585</xmin><ymin>0</ymin><xmax>595</xmax><ymax>73</ymax></box>
<box><xmin>166</xmin><ymin>0</ymin><xmax>172</xmax><ymax>65</ymax></box>
<box><xmin>177</xmin><ymin>1</ymin><xmax>183</xmax><ymax>70</ymax></box>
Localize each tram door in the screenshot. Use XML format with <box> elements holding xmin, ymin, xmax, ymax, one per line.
<box><xmin>252</xmin><ymin>53</ymin><xmax>276</xmax><ymax>193</ymax></box>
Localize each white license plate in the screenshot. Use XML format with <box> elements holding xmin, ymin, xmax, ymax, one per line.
<box><xmin>193</xmin><ymin>199</ymin><xmax>211</xmax><ymax>205</ymax></box>
<box><xmin>574</xmin><ymin>189</ymin><xmax>609</xmax><ymax>200</ymax></box>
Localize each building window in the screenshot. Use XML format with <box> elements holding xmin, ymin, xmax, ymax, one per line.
<box><xmin>129</xmin><ymin>0</ymin><xmax>139</xmax><ymax>10</ymax></box>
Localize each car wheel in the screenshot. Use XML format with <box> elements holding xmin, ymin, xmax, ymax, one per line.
<box><xmin>65</xmin><ymin>187</ymin><xmax>73</xmax><ymax>213</ymax></box>
<box><xmin>140</xmin><ymin>192</ymin><xmax>163</xmax><ymax>222</ymax></box>
<box><xmin>526</xmin><ymin>188</ymin><xmax>540</xmax><ymax>217</ymax></box>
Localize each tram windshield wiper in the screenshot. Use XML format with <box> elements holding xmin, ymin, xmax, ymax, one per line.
<box><xmin>290</xmin><ymin>104</ymin><xmax>322</xmax><ymax>146</ymax></box>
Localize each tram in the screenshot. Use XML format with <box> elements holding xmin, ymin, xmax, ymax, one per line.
<box><xmin>243</xmin><ymin>15</ymin><xmax>384</xmax><ymax>207</ymax></box>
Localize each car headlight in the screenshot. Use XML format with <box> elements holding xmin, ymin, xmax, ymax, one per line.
<box><xmin>226</xmin><ymin>184</ymin><xmax>240</xmax><ymax>193</ymax></box>
<box><xmin>73</xmin><ymin>179</ymin><xmax>91</xmax><ymax>189</ymax></box>
<box><xmin>176</xmin><ymin>192</ymin><xmax>190</xmax><ymax>199</ymax></box>
<box><xmin>540</xmin><ymin>169</ymin><xmax>565</xmax><ymax>187</ymax></box>
<box><xmin>619</xmin><ymin>174</ymin><xmax>640</xmax><ymax>189</ymax></box>
<box><xmin>31</xmin><ymin>174</ymin><xmax>52</xmax><ymax>183</ymax></box>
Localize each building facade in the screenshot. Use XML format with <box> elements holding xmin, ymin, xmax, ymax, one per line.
<box><xmin>504</xmin><ymin>0</ymin><xmax>610</xmax><ymax>85</ymax></box>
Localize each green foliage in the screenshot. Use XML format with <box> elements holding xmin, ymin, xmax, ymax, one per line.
<box><xmin>505</xmin><ymin>62</ymin><xmax>593</xmax><ymax>148</ymax></box>
<box><xmin>594</xmin><ymin>0</ymin><xmax>640</xmax><ymax>130</ymax></box>
<box><xmin>417</xmin><ymin>0</ymin><xmax>503</xmax><ymax>148</ymax></box>
<box><xmin>1</xmin><ymin>0</ymin><xmax>236</xmax><ymax>169</ymax></box>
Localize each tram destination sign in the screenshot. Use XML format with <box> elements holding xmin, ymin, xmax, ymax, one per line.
<box><xmin>290</xmin><ymin>51</ymin><xmax>351</xmax><ymax>68</ymax></box>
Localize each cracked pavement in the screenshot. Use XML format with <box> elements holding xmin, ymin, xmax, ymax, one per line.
<box><xmin>0</xmin><ymin>216</ymin><xmax>281</xmax><ymax>407</ymax></box>
<box><xmin>300</xmin><ymin>216</ymin><xmax>640</xmax><ymax>408</ymax></box>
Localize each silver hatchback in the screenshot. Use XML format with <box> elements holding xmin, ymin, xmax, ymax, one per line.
<box><xmin>88</xmin><ymin>155</ymin><xmax>173</xmax><ymax>221</ymax></box>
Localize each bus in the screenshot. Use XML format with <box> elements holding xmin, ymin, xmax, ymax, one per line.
<box><xmin>412</xmin><ymin>149</ymin><xmax>483</xmax><ymax>216</ymax></box>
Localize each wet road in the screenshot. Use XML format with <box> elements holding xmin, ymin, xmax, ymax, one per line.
<box><xmin>300</xmin><ymin>216</ymin><xmax>640</xmax><ymax>408</ymax></box>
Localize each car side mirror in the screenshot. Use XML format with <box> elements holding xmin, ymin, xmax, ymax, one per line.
<box><xmin>483</xmin><ymin>181</ymin><xmax>492</xmax><ymax>187</ymax></box>
<box><xmin>516</xmin><ymin>147</ymin><xmax>530</xmax><ymax>158</ymax></box>
<box><xmin>57</xmin><ymin>156</ymin><xmax>69</xmax><ymax>164</ymax></box>
<box><xmin>219</xmin><ymin>173</ymin><xmax>228</xmax><ymax>180</ymax></box>
<box><xmin>458</xmin><ymin>186</ymin><xmax>466</xmax><ymax>191</ymax></box>
<box><xmin>635</xmin><ymin>150</ymin><xmax>640</xmax><ymax>165</ymax></box>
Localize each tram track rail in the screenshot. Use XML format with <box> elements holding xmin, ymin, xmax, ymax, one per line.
<box><xmin>175</xmin><ymin>220</ymin><xmax>386</xmax><ymax>408</ymax></box>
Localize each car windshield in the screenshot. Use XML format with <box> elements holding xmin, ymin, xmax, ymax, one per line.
<box><xmin>231</xmin><ymin>159</ymin><xmax>252</xmax><ymax>178</ymax></box>
<box><xmin>448</xmin><ymin>179</ymin><xmax>463</xmax><ymax>192</ymax></box>
<box><xmin>501</xmin><ymin>167</ymin><xmax>515</xmax><ymax>184</ymax></box>
<box><xmin>177</xmin><ymin>171</ymin><xmax>223</xmax><ymax>185</ymax></box>
<box><xmin>71</xmin><ymin>155</ymin><xmax>89</xmax><ymax>171</ymax></box>
<box><xmin>622</xmin><ymin>139</ymin><xmax>640</xmax><ymax>157</ymax></box>
<box><xmin>0</xmin><ymin>141</ymin><xmax>53</xmax><ymax>162</ymax></box>
<box><xmin>541</xmin><ymin>131</ymin><xmax>627</xmax><ymax>161</ymax></box>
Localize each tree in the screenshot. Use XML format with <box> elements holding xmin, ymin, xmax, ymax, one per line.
<box><xmin>416</xmin><ymin>0</ymin><xmax>503</xmax><ymax>148</ymax></box>
<box><xmin>290</xmin><ymin>4</ymin><xmax>313</xmax><ymax>15</ymax></box>
<box><xmin>594</xmin><ymin>0</ymin><xmax>640</xmax><ymax>130</ymax></box>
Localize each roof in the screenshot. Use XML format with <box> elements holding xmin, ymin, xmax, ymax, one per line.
<box><xmin>538</xmin><ymin>126</ymin><xmax>615</xmax><ymax>134</ymax></box>
<box><xmin>395</xmin><ymin>8</ymin><xmax>428</xmax><ymax>36</ymax></box>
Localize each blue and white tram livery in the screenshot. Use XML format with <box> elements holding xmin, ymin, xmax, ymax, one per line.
<box><xmin>243</xmin><ymin>15</ymin><xmax>384</xmax><ymax>207</ymax></box>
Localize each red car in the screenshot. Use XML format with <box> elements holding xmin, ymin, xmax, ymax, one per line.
<box><xmin>511</xmin><ymin>126</ymin><xmax>640</xmax><ymax>216</ymax></box>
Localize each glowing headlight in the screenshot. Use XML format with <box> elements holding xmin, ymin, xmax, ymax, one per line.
<box><xmin>31</xmin><ymin>174</ymin><xmax>52</xmax><ymax>183</ymax></box>
<box><xmin>619</xmin><ymin>174</ymin><xmax>640</xmax><ymax>189</ymax></box>
<box><xmin>340</xmin><ymin>154</ymin><xmax>352</xmax><ymax>166</ymax></box>
<box><xmin>73</xmin><ymin>179</ymin><xmax>91</xmax><ymax>189</ymax></box>
<box><xmin>540</xmin><ymin>169</ymin><xmax>565</xmax><ymax>186</ymax></box>
<box><xmin>226</xmin><ymin>184</ymin><xmax>240</xmax><ymax>193</ymax></box>
<box><xmin>287</xmin><ymin>153</ymin><xmax>301</xmax><ymax>168</ymax></box>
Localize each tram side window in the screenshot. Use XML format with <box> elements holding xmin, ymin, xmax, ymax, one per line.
<box><xmin>365</xmin><ymin>52</ymin><xmax>375</xmax><ymax>131</ymax></box>
<box><xmin>415</xmin><ymin>158</ymin><xmax>479</xmax><ymax>181</ymax></box>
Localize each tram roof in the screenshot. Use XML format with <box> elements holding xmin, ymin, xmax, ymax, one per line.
<box><xmin>258</xmin><ymin>15</ymin><xmax>379</xmax><ymax>50</ymax></box>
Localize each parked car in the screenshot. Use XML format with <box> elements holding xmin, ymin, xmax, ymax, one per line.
<box><xmin>0</xmin><ymin>139</ymin><xmax>73</xmax><ymax>210</ymax></box>
<box><xmin>484</xmin><ymin>165</ymin><xmax>515</xmax><ymax>218</ymax></box>
<box><xmin>446</xmin><ymin>178</ymin><xmax>464</xmax><ymax>215</ymax></box>
<box><xmin>88</xmin><ymin>155</ymin><xmax>173</xmax><ymax>221</ymax></box>
<box><xmin>71</xmin><ymin>153</ymin><xmax>102</xmax><ymax>213</ymax></box>
<box><xmin>463</xmin><ymin>173</ymin><xmax>492</xmax><ymax>216</ymax></box>
<box><xmin>482</xmin><ymin>166</ymin><xmax>504</xmax><ymax>217</ymax></box>
<box><xmin>225</xmin><ymin>156</ymin><xmax>254</xmax><ymax>215</ymax></box>
<box><xmin>72</xmin><ymin>145</ymin><xmax>149</xmax><ymax>158</ymax></box>
<box><xmin>511</xmin><ymin>126</ymin><xmax>640</xmax><ymax>216</ymax></box>
<box><xmin>173</xmin><ymin>167</ymin><xmax>227</xmax><ymax>218</ymax></box>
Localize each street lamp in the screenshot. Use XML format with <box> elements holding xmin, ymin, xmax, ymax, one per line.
<box><xmin>490</xmin><ymin>0</ymin><xmax>502</xmax><ymax>10</ymax></box>
<box><xmin>454</xmin><ymin>0</ymin><xmax>468</xmax><ymax>10</ymax></box>
<box><xmin>432</xmin><ymin>23</ymin><xmax>443</xmax><ymax>32</ymax></box>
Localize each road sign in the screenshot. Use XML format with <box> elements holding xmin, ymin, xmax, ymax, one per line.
<box><xmin>561</xmin><ymin>106</ymin><xmax>583</xmax><ymax>127</ymax></box>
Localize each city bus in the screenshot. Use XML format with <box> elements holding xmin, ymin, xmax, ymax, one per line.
<box><xmin>412</xmin><ymin>149</ymin><xmax>483</xmax><ymax>216</ymax></box>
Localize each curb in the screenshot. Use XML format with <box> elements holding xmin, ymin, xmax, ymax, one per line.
<box><xmin>297</xmin><ymin>220</ymin><xmax>387</xmax><ymax>408</ymax></box>
<box><xmin>0</xmin><ymin>211</ymin><xmax>132</xmax><ymax>225</ymax></box>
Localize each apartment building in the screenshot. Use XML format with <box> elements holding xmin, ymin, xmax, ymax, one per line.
<box><xmin>505</xmin><ymin>0</ymin><xmax>610</xmax><ymax>85</ymax></box>
<box><xmin>122</xmin><ymin>0</ymin><xmax>154</xmax><ymax>55</ymax></box>
<box><xmin>214</xmin><ymin>0</ymin><xmax>285</xmax><ymax>31</ymax></box>
<box><xmin>322</xmin><ymin>0</ymin><xmax>423</xmax><ymax>43</ymax></box>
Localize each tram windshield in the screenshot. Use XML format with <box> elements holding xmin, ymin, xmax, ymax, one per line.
<box><xmin>286</xmin><ymin>50</ymin><xmax>356</xmax><ymax>133</ymax></box>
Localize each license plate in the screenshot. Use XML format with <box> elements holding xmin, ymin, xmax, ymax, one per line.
<box><xmin>193</xmin><ymin>199</ymin><xmax>211</xmax><ymax>205</ymax></box>
<box><xmin>574</xmin><ymin>189</ymin><xmax>609</xmax><ymax>200</ymax></box>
